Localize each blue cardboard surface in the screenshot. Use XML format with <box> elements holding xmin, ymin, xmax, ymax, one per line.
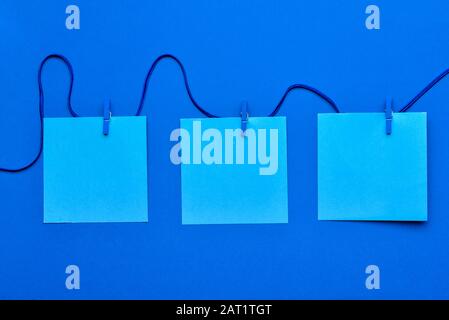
<box><xmin>2</xmin><ymin>0</ymin><xmax>449</xmax><ymax>299</ymax></box>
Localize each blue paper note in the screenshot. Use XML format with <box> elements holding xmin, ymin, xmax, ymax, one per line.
<box><xmin>44</xmin><ymin>116</ymin><xmax>148</xmax><ymax>223</ymax></box>
<box><xmin>318</xmin><ymin>112</ymin><xmax>427</xmax><ymax>221</ymax></box>
<box><xmin>179</xmin><ymin>117</ymin><xmax>288</xmax><ymax>224</ymax></box>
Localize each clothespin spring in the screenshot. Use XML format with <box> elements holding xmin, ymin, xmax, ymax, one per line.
<box><xmin>385</xmin><ymin>97</ymin><xmax>393</xmax><ymax>135</ymax></box>
<box><xmin>103</xmin><ymin>98</ymin><xmax>112</xmax><ymax>136</ymax></box>
<box><xmin>241</xmin><ymin>101</ymin><xmax>249</xmax><ymax>135</ymax></box>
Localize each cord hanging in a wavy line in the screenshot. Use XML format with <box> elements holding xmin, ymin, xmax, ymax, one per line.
<box><xmin>400</xmin><ymin>68</ymin><xmax>449</xmax><ymax>112</ymax></box>
<box><xmin>136</xmin><ymin>54</ymin><xmax>218</xmax><ymax>117</ymax></box>
<box><xmin>269</xmin><ymin>84</ymin><xmax>340</xmax><ymax>116</ymax></box>
<box><xmin>0</xmin><ymin>53</ymin><xmax>340</xmax><ymax>173</ymax></box>
<box><xmin>136</xmin><ymin>54</ymin><xmax>340</xmax><ymax>116</ymax></box>
<box><xmin>0</xmin><ymin>54</ymin><xmax>76</xmax><ymax>173</ymax></box>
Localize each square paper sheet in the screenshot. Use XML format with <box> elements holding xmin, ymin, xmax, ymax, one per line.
<box><xmin>44</xmin><ymin>116</ymin><xmax>148</xmax><ymax>223</ymax></box>
<box><xmin>318</xmin><ymin>112</ymin><xmax>427</xmax><ymax>221</ymax></box>
<box><xmin>180</xmin><ymin>117</ymin><xmax>288</xmax><ymax>224</ymax></box>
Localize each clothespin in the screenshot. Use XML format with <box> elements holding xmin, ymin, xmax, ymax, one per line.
<box><xmin>103</xmin><ymin>98</ymin><xmax>111</xmax><ymax>136</ymax></box>
<box><xmin>385</xmin><ymin>96</ymin><xmax>393</xmax><ymax>135</ymax></box>
<box><xmin>240</xmin><ymin>101</ymin><xmax>249</xmax><ymax>135</ymax></box>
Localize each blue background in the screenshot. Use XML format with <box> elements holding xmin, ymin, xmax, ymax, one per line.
<box><xmin>0</xmin><ymin>0</ymin><xmax>448</xmax><ymax>299</ymax></box>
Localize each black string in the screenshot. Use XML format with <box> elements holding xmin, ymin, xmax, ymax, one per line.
<box><xmin>0</xmin><ymin>54</ymin><xmax>76</xmax><ymax>173</ymax></box>
<box><xmin>269</xmin><ymin>84</ymin><xmax>340</xmax><ymax>116</ymax></box>
<box><xmin>0</xmin><ymin>53</ymin><xmax>339</xmax><ymax>173</ymax></box>
<box><xmin>5</xmin><ymin>55</ymin><xmax>448</xmax><ymax>174</ymax></box>
<box><xmin>136</xmin><ymin>54</ymin><xmax>340</xmax><ymax>117</ymax></box>
<box><xmin>400</xmin><ymin>68</ymin><xmax>449</xmax><ymax>112</ymax></box>
<box><xmin>136</xmin><ymin>54</ymin><xmax>218</xmax><ymax>117</ymax></box>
